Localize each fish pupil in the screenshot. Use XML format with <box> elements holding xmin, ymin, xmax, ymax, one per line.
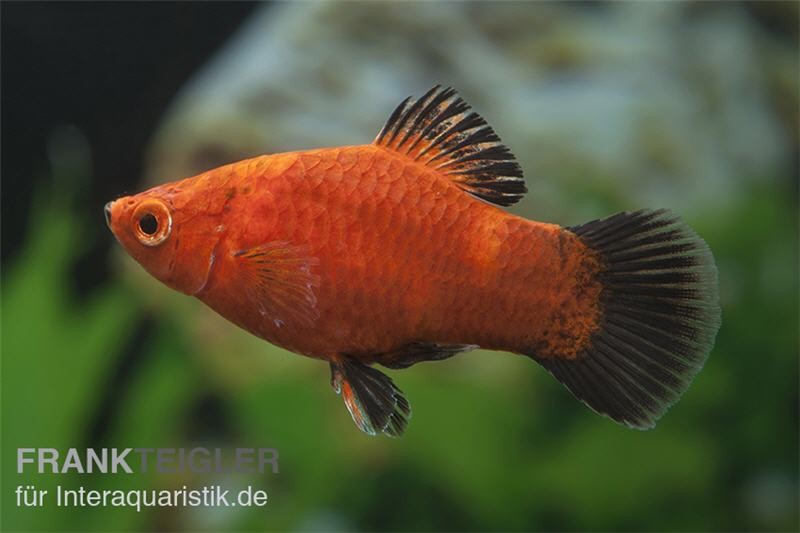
<box><xmin>139</xmin><ymin>213</ymin><xmax>158</xmax><ymax>235</ymax></box>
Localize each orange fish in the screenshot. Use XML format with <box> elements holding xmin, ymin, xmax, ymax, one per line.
<box><xmin>106</xmin><ymin>86</ymin><xmax>721</xmax><ymax>436</ymax></box>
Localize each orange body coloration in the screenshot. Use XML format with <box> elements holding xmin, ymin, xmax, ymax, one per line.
<box><xmin>110</xmin><ymin>145</ymin><xmax>601</xmax><ymax>362</ymax></box>
<box><xmin>107</xmin><ymin>86</ymin><xmax>720</xmax><ymax>436</ymax></box>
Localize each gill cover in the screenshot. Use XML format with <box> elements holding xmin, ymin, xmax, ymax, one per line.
<box><xmin>106</xmin><ymin>191</ymin><xmax>223</xmax><ymax>296</ymax></box>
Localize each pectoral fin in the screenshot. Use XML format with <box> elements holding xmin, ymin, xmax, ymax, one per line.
<box><xmin>233</xmin><ymin>241</ymin><xmax>320</xmax><ymax>329</ymax></box>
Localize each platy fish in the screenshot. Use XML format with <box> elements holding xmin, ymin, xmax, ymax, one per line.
<box><xmin>106</xmin><ymin>86</ymin><xmax>721</xmax><ymax>436</ymax></box>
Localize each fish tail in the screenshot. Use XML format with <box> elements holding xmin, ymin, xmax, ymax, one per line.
<box><xmin>530</xmin><ymin>209</ymin><xmax>721</xmax><ymax>429</ymax></box>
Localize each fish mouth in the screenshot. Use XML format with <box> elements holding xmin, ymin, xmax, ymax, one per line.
<box><xmin>104</xmin><ymin>201</ymin><xmax>113</xmax><ymax>229</ymax></box>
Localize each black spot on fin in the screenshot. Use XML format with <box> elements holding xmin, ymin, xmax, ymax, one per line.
<box><xmin>379</xmin><ymin>342</ymin><xmax>478</xmax><ymax>369</ymax></box>
<box><xmin>232</xmin><ymin>241</ymin><xmax>320</xmax><ymax>329</ymax></box>
<box><xmin>533</xmin><ymin>209</ymin><xmax>721</xmax><ymax>429</ymax></box>
<box><xmin>374</xmin><ymin>85</ymin><xmax>527</xmax><ymax>207</ymax></box>
<box><xmin>330</xmin><ymin>359</ymin><xmax>411</xmax><ymax>437</ymax></box>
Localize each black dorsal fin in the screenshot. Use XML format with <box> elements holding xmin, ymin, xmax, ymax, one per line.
<box><xmin>374</xmin><ymin>85</ymin><xmax>527</xmax><ymax>207</ymax></box>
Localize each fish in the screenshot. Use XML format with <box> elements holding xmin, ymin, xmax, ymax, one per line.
<box><xmin>105</xmin><ymin>85</ymin><xmax>721</xmax><ymax>437</ymax></box>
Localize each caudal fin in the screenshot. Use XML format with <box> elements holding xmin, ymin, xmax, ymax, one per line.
<box><xmin>534</xmin><ymin>209</ymin><xmax>721</xmax><ymax>429</ymax></box>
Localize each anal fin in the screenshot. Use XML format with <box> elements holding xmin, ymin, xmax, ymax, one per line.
<box><xmin>380</xmin><ymin>342</ymin><xmax>478</xmax><ymax>369</ymax></box>
<box><xmin>330</xmin><ymin>359</ymin><xmax>411</xmax><ymax>437</ymax></box>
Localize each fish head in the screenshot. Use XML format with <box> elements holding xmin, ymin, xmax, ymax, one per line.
<box><xmin>105</xmin><ymin>183</ymin><xmax>222</xmax><ymax>296</ymax></box>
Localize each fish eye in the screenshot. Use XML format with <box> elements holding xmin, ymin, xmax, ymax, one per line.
<box><xmin>139</xmin><ymin>214</ymin><xmax>158</xmax><ymax>235</ymax></box>
<box><xmin>132</xmin><ymin>199</ymin><xmax>172</xmax><ymax>246</ymax></box>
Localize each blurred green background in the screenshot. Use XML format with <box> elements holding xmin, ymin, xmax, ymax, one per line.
<box><xmin>2</xmin><ymin>2</ymin><xmax>798</xmax><ymax>531</ymax></box>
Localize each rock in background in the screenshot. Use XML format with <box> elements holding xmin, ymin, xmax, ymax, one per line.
<box><xmin>123</xmin><ymin>0</ymin><xmax>798</xmax><ymax>406</ymax></box>
<box><xmin>145</xmin><ymin>1</ymin><xmax>796</xmax><ymax>224</ymax></box>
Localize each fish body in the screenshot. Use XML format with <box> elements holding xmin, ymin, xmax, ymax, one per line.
<box><xmin>107</xmin><ymin>86</ymin><xmax>720</xmax><ymax>436</ymax></box>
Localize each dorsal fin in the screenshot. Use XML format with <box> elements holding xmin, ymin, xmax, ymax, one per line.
<box><xmin>374</xmin><ymin>85</ymin><xmax>527</xmax><ymax>207</ymax></box>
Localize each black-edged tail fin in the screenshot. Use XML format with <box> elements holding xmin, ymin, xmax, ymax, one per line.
<box><xmin>535</xmin><ymin>209</ymin><xmax>721</xmax><ymax>429</ymax></box>
<box><xmin>330</xmin><ymin>359</ymin><xmax>411</xmax><ymax>437</ymax></box>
